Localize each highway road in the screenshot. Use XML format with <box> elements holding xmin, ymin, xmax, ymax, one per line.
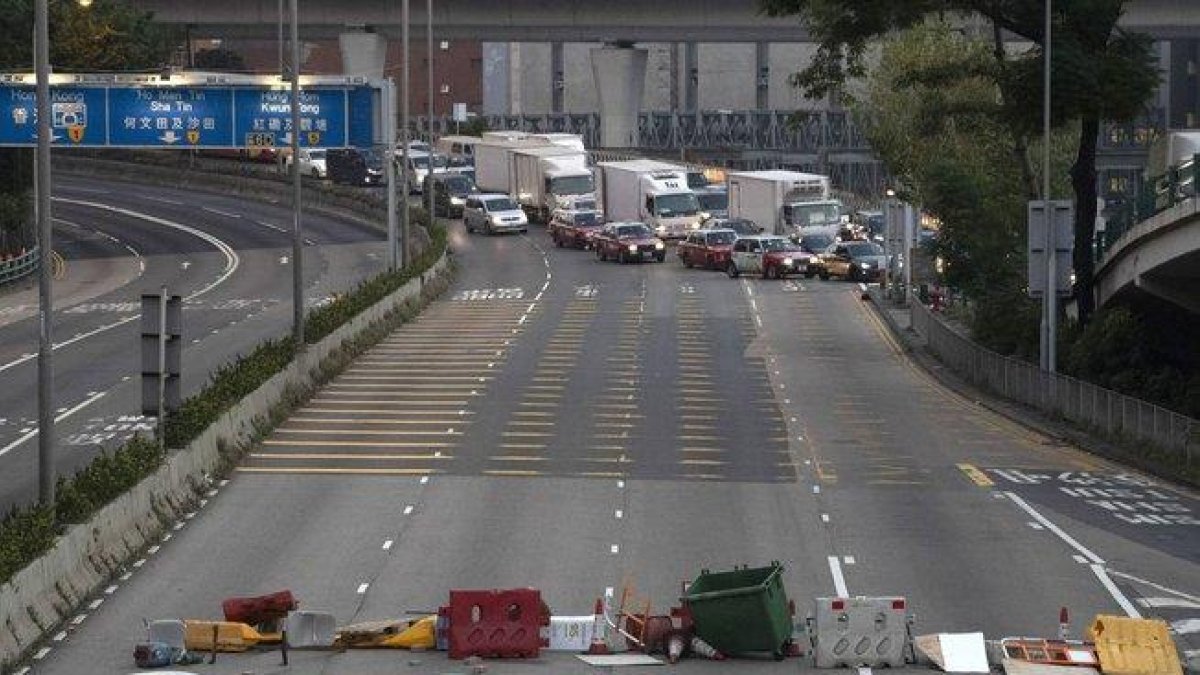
<box><xmin>25</xmin><ymin>215</ymin><xmax>1200</xmax><ymax>674</ymax></box>
<box><xmin>0</xmin><ymin>175</ymin><xmax>387</xmax><ymax>514</ymax></box>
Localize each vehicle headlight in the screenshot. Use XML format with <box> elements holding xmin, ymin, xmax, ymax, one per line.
<box><xmin>782</xmin><ymin>258</ymin><xmax>793</xmax><ymax>266</ymax></box>
<box><xmin>861</xmin><ymin>262</ymin><xmax>873</xmax><ymax>269</ymax></box>
<box><xmin>628</xmin><ymin>244</ymin><xmax>638</xmax><ymax>253</ymax></box>
<box><xmin>450</xmin><ymin>196</ymin><xmax>465</xmax><ymax>205</ymax></box>
<box><xmin>656</xmin><ymin>225</ymin><xmax>666</xmax><ymax>233</ymax></box>
<box><xmin>655</xmin><ymin>242</ymin><xmax>665</xmax><ymax>250</ymax></box>
<box><xmin>491</xmin><ymin>215</ymin><xmax>504</xmax><ymax>224</ymax></box>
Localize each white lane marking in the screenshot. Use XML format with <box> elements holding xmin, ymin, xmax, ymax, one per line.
<box><xmin>356</xmin><ymin>583</ymin><xmax>370</xmax><ymax>594</ymax></box>
<box><xmin>70</xmin><ymin>614</ymin><xmax>86</xmax><ymax>626</ymax></box>
<box><xmin>843</xmin><ymin>556</ymin><xmax>856</xmax><ymax>565</ymax></box>
<box><xmin>1107</xmin><ymin>570</ymin><xmax>1200</xmax><ymax>603</ymax></box>
<box><xmin>420</xmin><ymin>476</ymin><xmax>429</xmax><ymax>485</ymax></box>
<box><xmin>610</xmin><ymin>544</ymin><xmax>620</xmax><ymax>554</ymax></box>
<box><xmin>59</xmin><ymin>185</ymin><xmax>108</xmax><ymax>194</ymax></box>
<box><xmin>382</xmin><ymin>540</ymin><xmax>394</xmax><ymax>550</ymax></box>
<box><xmin>119</xmin><ymin>572</ymin><xmax>132</xmax><ymax>581</ymax></box>
<box><xmin>1005</xmin><ymin>492</ymin><xmax>1103</xmax><ymax>563</ymax></box>
<box><xmin>253</xmin><ymin>219</ymin><xmax>288</xmax><ymax>233</ymax></box>
<box><xmin>141</xmin><ymin>195</ymin><xmax>182</xmax><ymax>206</ymax></box>
<box><xmin>403</xmin><ymin>505</ymin><xmax>414</xmax><ymax>515</ymax></box>
<box><xmin>32</xmin><ymin>647</ymin><xmax>51</xmax><ymax>660</ymax></box>
<box><xmin>1089</xmin><ymin>564</ymin><xmax>1141</xmax><ymax>619</ymax></box>
<box><xmin>615</xmin><ymin>509</ymin><xmax>623</xmax><ymax>519</ymax></box>
<box><xmin>827</xmin><ymin>556</ymin><xmax>850</xmax><ymax>597</ymax></box>
<box><xmin>0</xmin><ymin>200</ymin><xmax>242</xmax><ymax>376</ymax></box>
<box><xmin>1072</xmin><ymin>554</ymin><xmax>1089</xmax><ymax>564</ymax></box>
<box><xmin>147</xmin><ymin>545</ymin><xmax>160</xmax><ymax>554</ymax></box>
<box><xmin>1138</xmin><ymin>597</ymin><xmax>1200</xmax><ymax>610</ymax></box>
<box><xmin>821</xmin><ymin>514</ymin><xmax>830</xmax><ymax>523</ymax></box>
<box><xmin>202</xmin><ymin>206</ymin><xmax>242</xmax><ymax>219</ymax></box>
<box><xmin>605</xmin><ymin>587</ymin><xmax>614</xmax><ymax>599</ymax></box>
<box><xmin>0</xmin><ymin>391</ymin><xmax>106</xmax><ymax>459</ymax></box>
<box><xmin>87</xmin><ymin>599</ymin><xmax>103</xmax><ymax>610</ymax></box>
<box><xmin>52</xmin><ymin>631</ymin><xmax>66</xmax><ymax>642</ymax></box>
<box><xmin>132</xmin><ymin>559</ymin><xmax>146</xmax><ymax>568</ymax></box>
<box><xmin>103</xmin><ymin>585</ymin><xmax>118</xmax><ymax>595</ymax></box>
<box><xmin>617</xmin><ymin>480</ymin><xmax>625</xmax><ymax>489</ymax></box>
<box><xmin>812</xmin><ymin>485</ymin><xmax>820</xmax><ymax>494</ymax></box>
<box><xmin>1174</xmin><ymin>619</ymin><xmax>1200</xmax><ymax>634</ymax></box>
<box><xmin>1027</xmin><ymin>521</ymin><xmax>1045</xmax><ymax>530</ymax></box>
<box><xmin>55</xmin><ymin>198</ymin><xmax>240</xmax><ymax>300</ymax></box>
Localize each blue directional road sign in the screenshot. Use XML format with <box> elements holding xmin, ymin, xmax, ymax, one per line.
<box><xmin>0</xmin><ymin>81</ymin><xmax>377</xmax><ymax>149</ymax></box>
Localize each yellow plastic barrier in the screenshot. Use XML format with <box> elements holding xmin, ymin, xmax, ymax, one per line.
<box><xmin>1087</xmin><ymin>615</ymin><xmax>1182</xmax><ymax>675</ymax></box>
<box><xmin>334</xmin><ymin>616</ymin><xmax>437</xmax><ymax>649</ymax></box>
<box><xmin>182</xmin><ymin>620</ymin><xmax>263</xmax><ymax>653</ymax></box>
<box><xmin>379</xmin><ymin>616</ymin><xmax>436</xmax><ymax>649</ymax></box>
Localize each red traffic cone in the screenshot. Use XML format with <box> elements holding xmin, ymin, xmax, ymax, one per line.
<box><xmin>1058</xmin><ymin>606</ymin><xmax>1070</xmax><ymax>641</ymax></box>
<box><xmin>586</xmin><ymin>598</ymin><xmax>610</xmax><ymax>655</ymax></box>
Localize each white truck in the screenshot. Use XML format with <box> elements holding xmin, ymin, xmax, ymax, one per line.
<box><xmin>510</xmin><ymin>145</ymin><xmax>595</xmax><ymax>223</ymax></box>
<box><xmin>595</xmin><ymin>160</ymin><xmax>702</xmax><ymax>240</ymax></box>
<box><xmin>727</xmin><ymin>170</ymin><xmax>844</xmax><ymax>235</ymax></box>
<box><xmin>474</xmin><ymin>138</ymin><xmax>527</xmax><ymax>193</ymax></box>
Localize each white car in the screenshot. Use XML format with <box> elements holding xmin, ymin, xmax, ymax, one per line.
<box><xmin>286</xmin><ymin>148</ymin><xmax>327</xmax><ymax>179</ymax></box>
<box><xmin>463</xmin><ymin>194</ymin><xmax>529</xmax><ymax>235</ymax></box>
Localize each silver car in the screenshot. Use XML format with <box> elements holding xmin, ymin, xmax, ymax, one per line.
<box><xmin>463</xmin><ymin>194</ymin><xmax>529</xmax><ymax>235</ymax></box>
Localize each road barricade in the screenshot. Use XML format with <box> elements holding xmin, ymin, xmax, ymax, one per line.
<box><xmin>811</xmin><ymin>596</ymin><xmax>912</xmax><ymax>668</ymax></box>
<box><xmin>284</xmin><ymin>611</ymin><xmax>336</xmax><ymax>649</ymax></box>
<box><xmin>222</xmin><ymin>590</ymin><xmax>297</xmax><ymax>629</ymax></box>
<box><xmin>1087</xmin><ymin>615</ymin><xmax>1183</xmax><ymax>675</ymax></box>
<box><xmin>445</xmin><ymin>588</ymin><xmax>550</xmax><ymax>659</ymax></box>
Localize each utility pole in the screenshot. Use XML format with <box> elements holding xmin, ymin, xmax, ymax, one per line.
<box><xmin>1041</xmin><ymin>0</ymin><xmax>1056</xmax><ymax>372</ymax></box>
<box><xmin>35</xmin><ymin>0</ymin><xmax>54</xmax><ymax>510</ymax></box>
<box><xmin>401</xmin><ymin>0</ymin><xmax>411</xmax><ymax>267</ymax></box>
<box><xmin>426</xmin><ymin>0</ymin><xmax>435</xmax><ymax>228</ymax></box>
<box><xmin>289</xmin><ymin>0</ymin><xmax>304</xmax><ymax>346</ymax></box>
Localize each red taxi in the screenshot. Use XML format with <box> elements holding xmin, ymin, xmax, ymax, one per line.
<box><xmin>677</xmin><ymin>228</ymin><xmax>737</xmax><ymax>270</ymax></box>
<box><xmin>549</xmin><ymin>208</ymin><xmax>604</xmax><ymax>249</ymax></box>
<box><xmin>726</xmin><ymin>235</ymin><xmax>816</xmax><ymax>279</ymax></box>
<box><xmin>593</xmin><ymin>222</ymin><xmax>666</xmax><ymax>263</ymax></box>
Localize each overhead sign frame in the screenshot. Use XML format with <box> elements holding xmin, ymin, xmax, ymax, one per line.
<box><xmin>0</xmin><ymin>71</ymin><xmax>384</xmax><ymax>150</ymax></box>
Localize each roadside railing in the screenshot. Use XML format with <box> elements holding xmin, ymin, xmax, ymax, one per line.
<box><xmin>911</xmin><ymin>300</ymin><xmax>1198</xmax><ymax>464</ymax></box>
<box><xmin>0</xmin><ymin>247</ymin><xmax>38</xmax><ymax>287</ymax></box>
<box><xmin>1097</xmin><ymin>152</ymin><xmax>1198</xmax><ymax>261</ymax></box>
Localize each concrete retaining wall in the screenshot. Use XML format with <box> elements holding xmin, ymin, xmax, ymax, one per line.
<box><xmin>0</xmin><ymin>252</ymin><xmax>452</xmax><ymax>670</ymax></box>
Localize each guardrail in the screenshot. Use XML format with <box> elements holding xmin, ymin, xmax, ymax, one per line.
<box><xmin>1097</xmin><ymin>152</ymin><xmax>1198</xmax><ymax>261</ymax></box>
<box><xmin>910</xmin><ymin>300</ymin><xmax>1198</xmax><ymax>464</ymax></box>
<box><xmin>0</xmin><ymin>247</ymin><xmax>38</xmax><ymax>286</ymax></box>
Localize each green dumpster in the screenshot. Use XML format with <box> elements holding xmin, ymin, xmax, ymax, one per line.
<box><xmin>683</xmin><ymin>561</ymin><xmax>792</xmax><ymax>658</ymax></box>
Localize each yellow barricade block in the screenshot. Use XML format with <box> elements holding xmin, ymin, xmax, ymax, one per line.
<box><xmin>334</xmin><ymin>616</ymin><xmax>436</xmax><ymax>649</ymax></box>
<box><xmin>1087</xmin><ymin>615</ymin><xmax>1182</xmax><ymax>675</ymax></box>
<box><xmin>182</xmin><ymin>620</ymin><xmax>263</xmax><ymax>653</ymax></box>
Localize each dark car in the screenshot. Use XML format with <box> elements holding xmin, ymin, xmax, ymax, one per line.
<box><xmin>677</xmin><ymin>228</ymin><xmax>736</xmax><ymax>270</ymax></box>
<box><xmin>795</xmin><ymin>232</ymin><xmax>836</xmax><ymax>254</ymax></box>
<box><xmin>818</xmin><ymin>241</ymin><xmax>887</xmax><ymax>281</ymax></box>
<box><xmin>425</xmin><ymin>172</ymin><xmax>479</xmax><ymax>217</ymax></box>
<box><xmin>701</xmin><ymin>217</ymin><xmax>763</xmax><ymax>236</ymax></box>
<box><xmin>327</xmin><ymin>148</ymin><xmax>384</xmax><ymax>186</ymax></box>
<box><xmin>593</xmin><ymin>222</ymin><xmax>666</xmax><ymax>263</ymax></box>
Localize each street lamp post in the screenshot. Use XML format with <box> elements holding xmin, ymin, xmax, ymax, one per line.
<box><xmin>401</xmin><ymin>0</ymin><xmax>410</xmax><ymax>267</ymax></box>
<box><xmin>426</xmin><ymin>0</ymin><xmax>434</xmax><ymax>228</ymax></box>
<box><xmin>35</xmin><ymin>0</ymin><xmax>54</xmax><ymax>510</ymax></box>
<box><xmin>289</xmin><ymin>0</ymin><xmax>304</xmax><ymax>347</ymax></box>
<box><xmin>1041</xmin><ymin>0</ymin><xmax>1056</xmax><ymax>372</ymax></box>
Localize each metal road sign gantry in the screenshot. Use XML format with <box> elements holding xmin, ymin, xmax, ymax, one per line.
<box><xmin>0</xmin><ymin>72</ymin><xmax>381</xmax><ymax>149</ymax></box>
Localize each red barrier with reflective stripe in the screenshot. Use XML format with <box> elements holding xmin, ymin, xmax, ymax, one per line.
<box><xmin>447</xmin><ymin>588</ymin><xmax>549</xmax><ymax>659</ymax></box>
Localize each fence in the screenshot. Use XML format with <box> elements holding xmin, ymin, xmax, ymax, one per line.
<box><xmin>1097</xmin><ymin>152</ymin><xmax>1198</xmax><ymax>261</ymax></box>
<box><xmin>910</xmin><ymin>300</ymin><xmax>1197</xmax><ymax>464</ymax></box>
<box><xmin>0</xmin><ymin>246</ymin><xmax>38</xmax><ymax>286</ymax></box>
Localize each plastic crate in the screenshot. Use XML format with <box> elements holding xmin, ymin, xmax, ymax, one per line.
<box><xmin>683</xmin><ymin>561</ymin><xmax>791</xmax><ymax>658</ymax></box>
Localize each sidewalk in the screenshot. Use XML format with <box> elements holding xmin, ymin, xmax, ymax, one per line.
<box><xmin>865</xmin><ymin>288</ymin><xmax>1198</xmax><ymax>491</ymax></box>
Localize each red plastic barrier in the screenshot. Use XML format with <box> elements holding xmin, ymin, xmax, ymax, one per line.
<box><xmin>446</xmin><ymin>588</ymin><xmax>549</xmax><ymax>659</ymax></box>
<box><xmin>222</xmin><ymin>590</ymin><xmax>297</xmax><ymax>626</ymax></box>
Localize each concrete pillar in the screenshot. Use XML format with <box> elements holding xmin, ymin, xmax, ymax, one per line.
<box><xmin>1167</xmin><ymin>38</ymin><xmax>1198</xmax><ymax>128</ymax></box>
<box><xmin>684</xmin><ymin>42</ymin><xmax>698</xmax><ymax>113</ymax></box>
<box><xmin>591</xmin><ymin>45</ymin><xmax>648</xmax><ymax>148</ymax></box>
<box><xmin>755</xmin><ymin>42</ymin><xmax>770</xmax><ymax>110</ymax></box>
<box><xmin>670</xmin><ymin>43</ymin><xmax>680</xmax><ymax>111</ymax></box>
<box><xmin>551</xmin><ymin>42</ymin><xmax>565</xmax><ymax>113</ymax></box>
<box><xmin>509</xmin><ymin>42</ymin><xmax>523</xmax><ymax>114</ymax></box>
<box><xmin>482</xmin><ymin>43</ymin><xmax>509</xmax><ymax>115</ymax></box>
<box><xmin>338</xmin><ymin>31</ymin><xmax>386</xmax><ymax>80</ymax></box>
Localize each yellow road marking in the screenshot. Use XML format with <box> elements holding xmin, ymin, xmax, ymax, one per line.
<box><xmin>237</xmin><ymin>467</ymin><xmax>440</xmax><ymax>475</ymax></box>
<box><xmin>957</xmin><ymin>463</ymin><xmax>995</xmax><ymax>487</ymax></box>
<box><xmin>51</xmin><ymin>250</ymin><xmax>66</xmax><ymax>280</ymax></box>
<box><xmin>262</xmin><ymin>440</ymin><xmax>454</xmax><ymax>448</ymax></box>
<box><xmin>250</xmin><ymin>452</ymin><xmax>449</xmax><ymax>460</ymax></box>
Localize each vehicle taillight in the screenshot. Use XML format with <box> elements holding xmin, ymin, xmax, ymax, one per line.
<box><xmin>831</xmin><ymin>599</ymin><xmax>845</xmax><ymax>611</ymax></box>
<box><xmin>892</xmin><ymin>599</ymin><xmax>905</xmax><ymax>610</ymax></box>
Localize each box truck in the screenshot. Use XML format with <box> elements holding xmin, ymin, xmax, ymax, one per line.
<box><xmin>510</xmin><ymin>146</ymin><xmax>595</xmax><ymax>222</ymax></box>
<box><xmin>596</xmin><ymin>160</ymin><xmax>702</xmax><ymax>240</ymax></box>
<box><xmin>474</xmin><ymin>139</ymin><xmax>527</xmax><ymax>193</ymax></box>
<box><xmin>726</xmin><ymin>170</ymin><xmax>844</xmax><ymax>235</ymax></box>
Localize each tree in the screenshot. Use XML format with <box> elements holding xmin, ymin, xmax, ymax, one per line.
<box><xmin>194</xmin><ymin>47</ymin><xmax>247</xmax><ymax>72</ymax></box>
<box><xmin>0</xmin><ymin>0</ymin><xmax>179</xmax><ymax>246</ymax></box>
<box><xmin>761</xmin><ymin>0</ymin><xmax>1159</xmax><ymax>324</ymax></box>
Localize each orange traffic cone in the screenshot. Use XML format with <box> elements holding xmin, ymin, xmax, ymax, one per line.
<box><xmin>586</xmin><ymin>598</ymin><xmax>610</xmax><ymax>655</ymax></box>
<box><xmin>690</xmin><ymin>635</ymin><xmax>725</xmax><ymax>660</ymax></box>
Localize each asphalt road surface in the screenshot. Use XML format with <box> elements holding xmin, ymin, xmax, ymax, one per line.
<box><xmin>0</xmin><ymin>175</ymin><xmax>386</xmax><ymax>514</ymax></box>
<box><xmin>25</xmin><ymin>215</ymin><xmax>1199</xmax><ymax>674</ymax></box>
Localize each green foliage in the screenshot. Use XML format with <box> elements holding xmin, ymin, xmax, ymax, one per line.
<box><xmin>457</xmin><ymin>117</ymin><xmax>491</xmax><ymax>138</ymax></box>
<box><xmin>1062</xmin><ymin>304</ymin><xmax>1200</xmax><ymax>418</ymax></box>
<box><xmin>760</xmin><ymin>0</ymin><xmax>1159</xmax><ymax>324</ymax></box>
<box><xmin>0</xmin><ymin>0</ymin><xmax>180</xmax><ymax>71</ymax></box>
<box><xmin>0</xmin><ymin>218</ymin><xmax>447</xmax><ymax>586</ymax></box>
<box><xmin>0</xmin><ymin>189</ymin><xmax>32</xmax><ymax>252</ymax></box>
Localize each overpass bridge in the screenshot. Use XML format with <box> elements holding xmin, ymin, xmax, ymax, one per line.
<box><xmin>1096</xmin><ymin>154</ymin><xmax>1200</xmax><ymax>313</ymax></box>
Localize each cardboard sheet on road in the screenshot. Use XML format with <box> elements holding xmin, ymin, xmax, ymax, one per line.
<box><xmin>915</xmin><ymin>632</ymin><xmax>990</xmax><ymax>672</ymax></box>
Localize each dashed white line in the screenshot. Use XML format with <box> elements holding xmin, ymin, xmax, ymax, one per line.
<box><xmin>812</xmin><ymin>485</ymin><xmax>820</xmax><ymax>494</ymax></box>
<box><xmin>403</xmin><ymin>505</ymin><xmax>414</xmax><ymax>515</ymax></box>
<box><xmin>132</xmin><ymin>559</ymin><xmax>146</xmax><ymax>568</ymax></box>
<box><xmin>1137</xmin><ymin>597</ymin><xmax>1200</xmax><ymax>610</ymax></box>
<box><xmin>202</xmin><ymin>206</ymin><xmax>242</xmax><ymax>219</ymax></box>
<box><xmin>1174</xmin><ymin>619</ymin><xmax>1200</xmax><ymax>635</ymax></box>
<box><xmin>821</xmin><ymin>514</ymin><xmax>830</xmax><ymax>523</ymax></box>
<box><xmin>420</xmin><ymin>476</ymin><xmax>429</xmax><ymax>485</ymax></box>
<box><xmin>87</xmin><ymin>599</ymin><xmax>103</xmax><ymax>610</ymax></box>
<box><xmin>103</xmin><ymin>585</ymin><xmax>118</xmax><ymax>595</ymax></box>
<box><xmin>610</xmin><ymin>544</ymin><xmax>620</xmax><ymax>555</ymax></box>
<box><xmin>70</xmin><ymin>614</ymin><xmax>86</xmax><ymax>626</ymax></box>
<box><xmin>827</xmin><ymin>556</ymin><xmax>850</xmax><ymax>597</ymax></box>
<box><xmin>141</xmin><ymin>195</ymin><xmax>183</xmax><ymax>206</ymax></box>
<box><xmin>32</xmin><ymin>647</ymin><xmax>51</xmax><ymax>660</ymax></box>
<box><xmin>615</xmin><ymin>509</ymin><xmax>623</xmax><ymax>519</ymax></box>
<box><xmin>1027</xmin><ymin>522</ymin><xmax>1045</xmax><ymax>530</ymax></box>
<box><xmin>356</xmin><ymin>583</ymin><xmax>370</xmax><ymax>594</ymax></box>
<box><xmin>147</xmin><ymin>545</ymin><xmax>160</xmax><ymax>554</ymax></box>
<box><xmin>52</xmin><ymin>631</ymin><xmax>67</xmax><ymax>642</ymax></box>
<box><xmin>382</xmin><ymin>540</ymin><xmax>394</xmax><ymax>551</ymax></box>
<box><xmin>843</xmin><ymin>556</ymin><xmax>856</xmax><ymax>565</ymax></box>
